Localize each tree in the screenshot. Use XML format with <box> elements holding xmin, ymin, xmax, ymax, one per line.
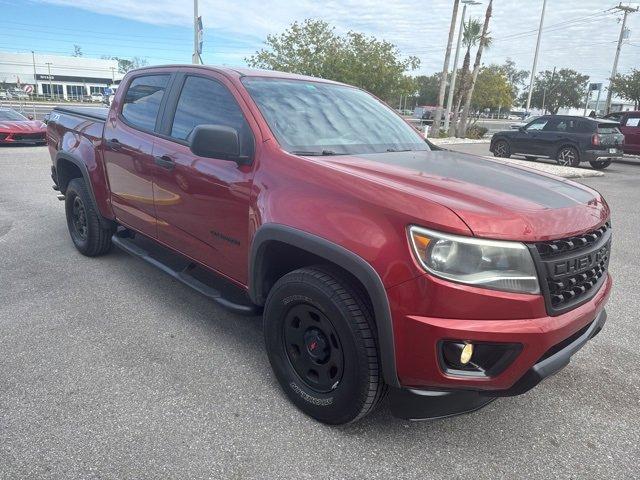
<box><xmin>526</xmin><ymin>68</ymin><xmax>589</xmax><ymax>114</ymax></box>
<box><xmin>498</xmin><ymin>59</ymin><xmax>528</xmax><ymax>102</ymax></box>
<box><xmin>431</xmin><ymin>0</ymin><xmax>460</xmax><ymax>136</ymax></box>
<box><xmin>458</xmin><ymin>0</ymin><xmax>493</xmax><ymax>137</ymax></box>
<box><xmin>105</xmin><ymin>56</ymin><xmax>148</xmax><ymax>73</ymax></box>
<box><xmin>472</xmin><ymin>67</ymin><xmax>513</xmax><ymax>111</ymax></box>
<box><xmin>413</xmin><ymin>74</ymin><xmax>441</xmax><ymax>106</ymax></box>
<box><xmin>246</xmin><ymin>19</ymin><xmax>420</xmax><ymax>103</ymax></box>
<box><xmin>612</xmin><ymin>69</ymin><xmax>640</xmax><ymax>109</ymax></box>
<box><xmin>449</xmin><ymin>16</ymin><xmax>492</xmax><ymax>134</ymax></box>
<box><xmin>73</xmin><ymin>45</ymin><xmax>83</xmax><ymax>57</ymax></box>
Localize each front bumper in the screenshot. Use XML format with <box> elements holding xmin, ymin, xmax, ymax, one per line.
<box><xmin>388</xmin><ymin>308</ymin><xmax>607</xmax><ymax>420</ymax></box>
<box><xmin>0</xmin><ymin>132</ymin><xmax>47</xmax><ymax>144</ymax></box>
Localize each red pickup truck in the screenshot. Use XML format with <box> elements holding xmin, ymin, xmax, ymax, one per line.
<box><xmin>47</xmin><ymin>65</ymin><xmax>612</xmax><ymax>424</ymax></box>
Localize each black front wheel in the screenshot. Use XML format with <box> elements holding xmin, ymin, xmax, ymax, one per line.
<box><xmin>589</xmin><ymin>159</ymin><xmax>612</xmax><ymax>170</ymax></box>
<box><xmin>493</xmin><ymin>140</ymin><xmax>511</xmax><ymax>158</ymax></box>
<box><xmin>264</xmin><ymin>265</ymin><xmax>386</xmax><ymax>424</ymax></box>
<box><xmin>65</xmin><ymin>178</ymin><xmax>113</xmax><ymax>256</ymax></box>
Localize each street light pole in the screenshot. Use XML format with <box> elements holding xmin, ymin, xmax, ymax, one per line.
<box><xmin>31</xmin><ymin>51</ymin><xmax>37</xmax><ymax>91</ymax></box>
<box><xmin>444</xmin><ymin>0</ymin><xmax>480</xmax><ymax>133</ymax></box>
<box><xmin>525</xmin><ymin>0</ymin><xmax>547</xmax><ymax>112</ymax></box>
<box><xmin>604</xmin><ymin>3</ymin><xmax>638</xmax><ymax>114</ymax></box>
<box><xmin>45</xmin><ymin>62</ymin><xmax>53</xmax><ymax>100</ymax></box>
<box><xmin>192</xmin><ymin>0</ymin><xmax>201</xmax><ymax>64</ymax></box>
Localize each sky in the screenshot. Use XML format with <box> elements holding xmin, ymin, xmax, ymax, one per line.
<box><xmin>1</xmin><ymin>0</ymin><xmax>639</xmax><ymax>88</ymax></box>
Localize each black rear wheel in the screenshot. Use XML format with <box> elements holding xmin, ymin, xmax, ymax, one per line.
<box><xmin>493</xmin><ymin>139</ymin><xmax>511</xmax><ymax>158</ymax></box>
<box><xmin>589</xmin><ymin>159</ymin><xmax>612</xmax><ymax>170</ymax></box>
<box><xmin>264</xmin><ymin>265</ymin><xmax>385</xmax><ymax>424</ymax></box>
<box><xmin>556</xmin><ymin>146</ymin><xmax>580</xmax><ymax>167</ymax></box>
<box><xmin>525</xmin><ymin>155</ymin><xmax>537</xmax><ymax>161</ymax></box>
<box><xmin>65</xmin><ymin>178</ymin><xmax>113</xmax><ymax>256</ymax></box>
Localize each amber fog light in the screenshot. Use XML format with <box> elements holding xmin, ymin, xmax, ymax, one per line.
<box><xmin>440</xmin><ymin>341</ymin><xmax>522</xmax><ymax>377</ymax></box>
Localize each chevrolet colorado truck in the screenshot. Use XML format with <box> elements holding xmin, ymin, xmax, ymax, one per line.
<box><xmin>47</xmin><ymin>65</ymin><xmax>612</xmax><ymax>424</ymax></box>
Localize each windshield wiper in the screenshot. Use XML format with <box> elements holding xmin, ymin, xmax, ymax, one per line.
<box><xmin>386</xmin><ymin>148</ymin><xmax>414</xmax><ymax>152</ymax></box>
<box><xmin>291</xmin><ymin>150</ymin><xmax>344</xmax><ymax>156</ymax></box>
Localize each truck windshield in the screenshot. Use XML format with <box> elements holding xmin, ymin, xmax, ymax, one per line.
<box><xmin>242</xmin><ymin>77</ymin><xmax>429</xmax><ymax>155</ymax></box>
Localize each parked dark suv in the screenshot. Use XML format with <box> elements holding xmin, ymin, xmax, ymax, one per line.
<box><xmin>490</xmin><ymin>115</ymin><xmax>624</xmax><ymax>169</ymax></box>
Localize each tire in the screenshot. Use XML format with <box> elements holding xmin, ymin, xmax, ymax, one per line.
<box><xmin>589</xmin><ymin>159</ymin><xmax>612</xmax><ymax>170</ymax></box>
<box><xmin>524</xmin><ymin>155</ymin><xmax>537</xmax><ymax>161</ymax></box>
<box><xmin>493</xmin><ymin>139</ymin><xmax>511</xmax><ymax>158</ymax></box>
<box><xmin>65</xmin><ymin>178</ymin><xmax>113</xmax><ymax>256</ymax></box>
<box><xmin>263</xmin><ymin>265</ymin><xmax>385</xmax><ymax>424</ymax></box>
<box><xmin>556</xmin><ymin>146</ymin><xmax>580</xmax><ymax>167</ymax></box>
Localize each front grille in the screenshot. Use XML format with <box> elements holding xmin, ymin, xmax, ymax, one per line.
<box><xmin>530</xmin><ymin>223</ymin><xmax>611</xmax><ymax>315</ymax></box>
<box><xmin>13</xmin><ymin>132</ymin><xmax>45</xmax><ymax>141</ymax></box>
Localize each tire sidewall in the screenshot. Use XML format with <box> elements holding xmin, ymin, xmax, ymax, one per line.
<box><xmin>264</xmin><ymin>276</ymin><xmax>372</xmax><ymax>424</ymax></box>
<box><xmin>65</xmin><ymin>181</ymin><xmax>90</xmax><ymax>252</ymax></box>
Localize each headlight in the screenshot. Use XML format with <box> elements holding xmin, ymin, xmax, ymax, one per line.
<box><xmin>409</xmin><ymin>226</ymin><xmax>540</xmax><ymax>294</ymax></box>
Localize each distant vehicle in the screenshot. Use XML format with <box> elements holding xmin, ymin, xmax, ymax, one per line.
<box><xmin>0</xmin><ymin>90</ymin><xmax>10</xmax><ymax>100</ymax></box>
<box><xmin>491</xmin><ymin>115</ymin><xmax>624</xmax><ymax>169</ymax></box>
<box><xmin>604</xmin><ymin>111</ymin><xmax>640</xmax><ymax>155</ymax></box>
<box><xmin>413</xmin><ymin>105</ymin><xmax>437</xmax><ymax>122</ymax></box>
<box><xmin>9</xmin><ymin>89</ymin><xmax>29</xmax><ymax>100</ymax></box>
<box><xmin>510</xmin><ymin>115</ymin><xmax>539</xmax><ymax>129</ymax></box>
<box><xmin>0</xmin><ymin>108</ymin><xmax>47</xmax><ymax>145</ymax></box>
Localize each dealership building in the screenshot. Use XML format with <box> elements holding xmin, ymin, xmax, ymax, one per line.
<box><xmin>0</xmin><ymin>51</ymin><xmax>122</xmax><ymax>99</ymax></box>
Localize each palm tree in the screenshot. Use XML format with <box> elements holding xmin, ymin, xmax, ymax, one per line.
<box><xmin>450</xmin><ymin>18</ymin><xmax>492</xmax><ymax>134</ymax></box>
<box><xmin>458</xmin><ymin>0</ymin><xmax>493</xmax><ymax>137</ymax></box>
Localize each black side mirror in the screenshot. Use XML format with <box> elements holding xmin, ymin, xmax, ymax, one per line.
<box><xmin>519</xmin><ymin>126</ymin><xmax>525</xmax><ymax>132</ymax></box>
<box><xmin>189</xmin><ymin>124</ymin><xmax>248</xmax><ymax>164</ymax></box>
<box><xmin>27</xmin><ymin>114</ymin><xmax>34</xmax><ymax>120</ymax></box>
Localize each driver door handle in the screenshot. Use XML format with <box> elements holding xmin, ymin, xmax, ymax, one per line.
<box><xmin>154</xmin><ymin>155</ymin><xmax>175</xmax><ymax>170</ymax></box>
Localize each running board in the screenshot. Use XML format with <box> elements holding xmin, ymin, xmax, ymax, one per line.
<box><xmin>111</xmin><ymin>235</ymin><xmax>261</xmax><ymax>316</ymax></box>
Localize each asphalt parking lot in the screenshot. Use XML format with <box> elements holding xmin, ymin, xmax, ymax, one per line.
<box><xmin>1</xmin><ymin>145</ymin><xmax>638</xmax><ymax>479</ymax></box>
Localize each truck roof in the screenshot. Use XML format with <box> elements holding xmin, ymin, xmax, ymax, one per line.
<box><xmin>128</xmin><ymin>64</ymin><xmax>345</xmax><ymax>86</ymax></box>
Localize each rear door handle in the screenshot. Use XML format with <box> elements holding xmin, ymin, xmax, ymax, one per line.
<box><xmin>154</xmin><ymin>155</ymin><xmax>175</xmax><ymax>170</ymax></box>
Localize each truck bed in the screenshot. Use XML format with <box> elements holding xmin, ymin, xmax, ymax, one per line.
<box><xmin>53</xmin><ymin>106</ymin><xmax>108</xmax><ymax>122</ymax></box>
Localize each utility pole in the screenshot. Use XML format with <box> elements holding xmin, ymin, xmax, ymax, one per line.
<box><xmin>430</xmin><ymin>0</ymin><xmax>460</xmax><ymax>137</ymax></box>
<box><xmin>525</xmin><ymin>0</ymin><xmax>547</xmax><ymax>112</ymax></box>
<box><xmin>45</xmin><ymin>62</ymin><xmax>53</xmax><ymax>99</ymax></box>
<box><xmin>605</xmin><ymin>3</ymin><xmax>638</xmax><ymax>114</ymax></box>
<box><xmin>444</xmin><ymin>0</ymin><xmax>481</xmax><ymax>133</ymax></box>
<box><xmin>192</xmin><ymin>0</ymin><xmax>202</xmax><ymax>64</ymax></box>
<box><xmin>31</xmin><ymin>51</ymin><xmax>37</xmax><ymax>92</ymax></box>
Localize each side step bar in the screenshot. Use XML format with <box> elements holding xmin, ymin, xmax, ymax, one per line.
<box><xmin>111</xmin><ymin>235</ymin><xmax>261</xmax><ymax>316</ymax></box>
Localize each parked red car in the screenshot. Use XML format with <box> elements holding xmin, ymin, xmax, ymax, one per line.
<box><xmin>604</xmin><ymin>110</ymin><xmax>640</xmax><ymax>155</ymax></box>
<box><xmin>0</xmin><ymin>109</ymin><xmax>46</xmax><ymax>145</ymax></box>
<box><xmin>46</xmin><ymin>66</ymin><xmax>612</xmax><ymax>424</ymax></box>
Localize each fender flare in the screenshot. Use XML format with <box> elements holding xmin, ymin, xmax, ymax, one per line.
<box><xmin>55</xmin><ymin>151</ymin><xmax>111</xmax><ymax>228</ymax></box>
<box><xmin>249</xmin><ymin>224</ymin><xmax>400</xmax><ymax>387</ymax></box>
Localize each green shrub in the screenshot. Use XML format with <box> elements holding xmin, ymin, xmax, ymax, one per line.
<box><xmin>466</xmin><ymin>126</ymin><xmax>488</xmax><ymax>139</ymax></box>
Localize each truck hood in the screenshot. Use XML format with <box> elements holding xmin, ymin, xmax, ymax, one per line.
<box><xmin>0</xmin><ymin>120</ymin><xmax>46</xmax><ymax>132</ymax></box>
<box><xmin>320</xmin><ymin>149</ymin><xmax>608</xmax><ymax>241</ymax></box>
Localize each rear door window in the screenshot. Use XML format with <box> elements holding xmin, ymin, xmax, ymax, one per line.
<box><xmin>121</xmin><ymin>75</ymin><xmax>170</xmax><ymax>132</ymax></box>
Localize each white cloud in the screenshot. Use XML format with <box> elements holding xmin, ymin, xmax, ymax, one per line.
<box><xmin>35</xmin><ymin>0</ymin><xmax>640</xmax><ymax>86</ymax></box>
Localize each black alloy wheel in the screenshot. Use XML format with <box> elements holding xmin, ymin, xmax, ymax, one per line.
<box><xmin>283</xmin><ymin>303</ymin><xmax>344</xmax><ymax>392</ymax></box>
<box><xmin>71</xmin><ymin>195</ymin><xmax>88</xmax><ymax>241</ymax></box>
<box><xmin>493</xmin><ymin>140</ymin><xmax>511</xmax><ymax>158</ymax></box>
<box><xmin>556</xmin><ymin>146</ymin><xmax>580</xmax><ymax>167</ymax></box>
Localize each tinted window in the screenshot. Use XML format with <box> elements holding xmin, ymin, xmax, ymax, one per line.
<box><xmin>170</xmin><ymin>76</ymin><xmax>252</xmax><ymax>155</ymax></box>
<box><xmin>525</xmin><ymin>118</ymin><xmax>548</xmax><ymax>131</ymax></box>
<box><xmin>544</xmin><ymin>118</ymin><xmax>578</xmax><ymax>132</ymax></box>
<box><xmin>597</xmin><ymin>124</ymin><xmax>622</xmax><ymax>134</ymax></box>
<box><xmin>0</xmin><ymin>110</ymin><xmax>27</xmax><ymax>121</ymax></box>
<box><xmin>242</xmin><ymin>77</ymin><xmax>428</xmax><ymax>155</ymax></box>
<box><xmin>121</xmin><ymin>75</ymin><xmax>170</xmax><ymax>131</ymax></box>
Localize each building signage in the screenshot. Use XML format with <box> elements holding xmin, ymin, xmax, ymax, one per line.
<box><xmin>35</xmin><ymin>73</ymin><xmax>112</xmax><ymax>84</ymax></box>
